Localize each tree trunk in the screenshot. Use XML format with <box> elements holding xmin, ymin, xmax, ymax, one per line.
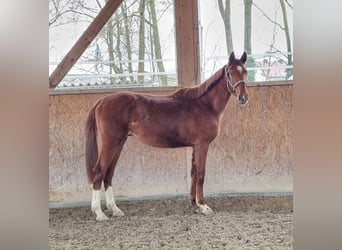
<box><xmin>279</xmin><ymin>0</ymin><xmax>292</xmax><ymax>79</ymax></box>
<box><xmin>121</xmin><ymin>3</ymin><xmax>134</xmax><ymax>83</ymax></box>
<box><xmin>107</xmin><ymin>19</ymin><xmax>115</xmax><ymax>75</ymax></box>
<box><xmin>243</xmin><ymin>0</ymin><xmax>255</xmax><ymax>82</ymax></box>
<box><xmin>138</xmin><ymin>0</ymin><xmax>146</xmax><ymax>83</ymax></box>
<box><xmin>217</xmin><ymin>0</ymin><xmax>234</xmax><ymax>55</ymax></box>
<box><xmin>115</xmin><ymin>12</ymin><xmax>125</xmax><ymax>83</ymax></box>
<box><xmin>148</xmin><ymin>0</ymin><xmax>167</xmax><ymax>86</ymax></box>
<box><xmin>106</xmin><ymin>18</ymin><xmax>122</xmax><ymax>83</ymax></box>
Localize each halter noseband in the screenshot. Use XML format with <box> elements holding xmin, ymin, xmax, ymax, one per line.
<box><xmin>224</xmin><ymin>65</ymin><xmax>247</xmax><ymax>96</ymax></box>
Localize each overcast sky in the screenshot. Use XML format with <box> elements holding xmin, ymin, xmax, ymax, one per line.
<box><xmin>49</xmin><ymin>0</ymin><xmax>293</xmax><ymax>77</ymax></box>
<box><xmin>200</xmin><ymin>0</ymin><xmax>293</xmax><ymax>58</ymax></box>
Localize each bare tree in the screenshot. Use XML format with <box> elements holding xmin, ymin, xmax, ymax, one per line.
<box><xmin>50</xmin><ymin>0</ymin><xmax>173</xmax><ymax>86</ymax></box>
<box><xmin>121</xmin><ymin>2</ymin><xmax>134</xmax><ymax>82</ymax></box>
<box><xmin>49</xmin><ymin>0</ymin><xmax>96</xmax><ymax>27</ymax></box>
<box><xmin>217</xmin><ymin>0</ymin><xmax>234</xmax><ymax>55</ymax></box>
<box><xmin>253</xmin><ymin>1</ymin><xmax>293</xmax><ymax>80</ymax></box>
<box><xmin>279</xmin><ymin>0</ymin><xmax>292</xmax><ymax>79</ymax></box>
<box><xmin>243</xmin><ymin>0</ymin><xmax>255</xmax><ymax>81</ymax></box>
<box><xmin>138</xmin><ymin>0</ymin><xmax>146</xmax><ymax>82</ymax></box>
<box><xmin>147</xmin><ymin>0</ymin><xmax>167</xmax><ymax>85</ymax></box>
<box><xmin>106</xmin><ymin>18</ymin><xmax>116</xmax><ymax>74</ymax></box>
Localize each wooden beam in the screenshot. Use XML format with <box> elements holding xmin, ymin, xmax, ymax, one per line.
<box><xmin>174</xmin><ymin>0</ymin><xmax>200</xmax><ymax>86</ymax></box>
<box><xmin>49</xmin><ymin>0</ymin><xmax>123</xmax><ymax>88</ymax></box>
<box><xmin>174</xmin><ymin>0</ymin><xmax>200</xmax><ymax>199</ymax></box>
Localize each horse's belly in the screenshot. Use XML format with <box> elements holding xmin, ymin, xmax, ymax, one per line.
<box><xmin>132</xmin><ymin>132</ymin><xmax>189</xmax><ymax>148</ymax></box>
<box><xmin>129</xmin><ymin>122</ymin><xmax>190</xmax><ymax>148</ymax></box>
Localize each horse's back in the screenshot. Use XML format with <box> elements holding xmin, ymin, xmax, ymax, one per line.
<box><xmin>99</xmin><ymin>91</ymin><xmax>138</xmax><ymax>105</ymax></box>
<box><xmin>94</xmin><ymin>91</ymin><xmax>174</xmax><ymax>126</ymax></box>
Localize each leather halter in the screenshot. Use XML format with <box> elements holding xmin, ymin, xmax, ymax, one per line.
<box><xmin>224</xmin><ymin>65</ymin><xmax>247</xmax><ymax>96</ymax></box>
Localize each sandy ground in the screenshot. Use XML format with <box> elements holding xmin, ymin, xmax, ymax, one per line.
<box><xmin>49</xmin><ymin>195</ymin><xmax>293</xmax><ymax>249</ymax></box>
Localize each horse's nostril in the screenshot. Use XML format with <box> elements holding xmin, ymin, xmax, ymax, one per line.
<box><xmin>239</xmin><ymin>95</ymin><xmax>248</xmax><ymax>105</ymax></box>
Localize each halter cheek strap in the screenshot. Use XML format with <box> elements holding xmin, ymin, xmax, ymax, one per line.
<box><xmin>224</xmin><ymin>65</ymin><xmax>247</xmax><ymax>95</ymax></box>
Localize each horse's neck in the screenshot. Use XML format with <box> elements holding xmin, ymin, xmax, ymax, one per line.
<box><xmin>200</xmin><ymin>78</ymin><xmax>231</xmax><ymax>115</ymax></box>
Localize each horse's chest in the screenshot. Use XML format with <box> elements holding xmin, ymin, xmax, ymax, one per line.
<box><xmin>196</xmin><ymin>119</ymin><xmax>220</xmax><ymax>141</ymax></box>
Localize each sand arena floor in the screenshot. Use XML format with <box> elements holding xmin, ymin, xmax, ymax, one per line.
<box><xmin>49</xmin><ymin>195</ymin><xmax>293</xmax><ymax>249</ymax></box>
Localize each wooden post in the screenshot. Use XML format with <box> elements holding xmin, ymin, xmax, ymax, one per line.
<box><xmin>49</xmin><ymin>0</ymin><xmax>123</xmax><ymax>88</ymax></box>
<box><xmin>174</xmin><ymin>0</ymin><xmax>200</xmax><ymax>87</ymax></box>
<box><xmin>174</xmin><ymin>0</ymin><xmax>201</xmax><ymax>197</ymax></box>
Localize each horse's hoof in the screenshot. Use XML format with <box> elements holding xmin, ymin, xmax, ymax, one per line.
<box><xmin>195</xmin><ymin>204</ymin><xmax>214</xmax><ymax>215</ymax></box>
<box><xmin>107</xmin><ymin>204</ymin><xmax>125</xmax><ymax>217</ymax></box>
<box><xmin>112</xmin><ymin>209</ymin><xmax>125</xmax><ymax>217</ymax></box>
<box><xmin>96</xmin><ymin>214</ymin><xmax>109</xmax><ymax>221</ymax></box>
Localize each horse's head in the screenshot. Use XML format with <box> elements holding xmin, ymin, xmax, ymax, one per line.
<box><xmin>225</xmin><ymin>52</ymin><xmax>249</xmax><ymax>106</ymax></box>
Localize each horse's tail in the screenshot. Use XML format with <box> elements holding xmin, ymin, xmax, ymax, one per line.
<box><xmin>85</xmin><ymin>100</ymin><xmax>101</xmax><ymax>184</ymax></box>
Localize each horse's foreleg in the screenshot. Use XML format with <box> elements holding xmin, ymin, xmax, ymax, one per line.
<box><xmin>189</xmin><ymin>150</ymin><xmax>197</xmax><ymax>208</ymax></box>
<box><xmin>193</xmin><ymin>143</ymin><xmax>214</xmax><ymax>215</ymax></box>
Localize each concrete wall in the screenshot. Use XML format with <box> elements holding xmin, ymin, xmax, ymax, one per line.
<box><xmin>49</xmin><ymin>84</ymin><xmax>293</xmax><ymax>203</ymax></box>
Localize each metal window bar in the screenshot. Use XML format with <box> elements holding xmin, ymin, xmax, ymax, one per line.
<box><xmin>49</xmin><ymin>53</ymin><xmax>293</xmax><ymax>88</ymax></box>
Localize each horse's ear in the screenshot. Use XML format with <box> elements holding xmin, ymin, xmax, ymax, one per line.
<box><xmin>240</xmin><ymin>51</ymin><xmax>247</xmax><ymax>64</ymax></box>
<box><xmin>229</xmin><ymin>51</ymin><xmax>235</xmax><ymax>64</ymax></box>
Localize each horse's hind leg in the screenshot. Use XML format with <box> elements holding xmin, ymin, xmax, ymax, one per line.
<box><xmin>91</xmin><ymin>188</ymin><xmax>108</xmax><ymax>221</ymax></box>
<box><xmin>104</xmin><ymin>142</ymin><xmax>126</xmax><ymax>217</ymax></box>
<box><xmin>91</xmin><ymin>150</ymin><xmax>114</xmax><ymax>221</ymax></box>
<box><xmin>104</xmin><ymin>186</ymin><xmax>124</xmax><ymax>217</ymax></box>
<box><xmin>91</xmin><ymin>144</ymin><xmax>122</xmax><ymax>221</ymax></box>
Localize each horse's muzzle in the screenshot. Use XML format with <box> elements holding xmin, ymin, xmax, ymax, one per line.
<box><xmin>238</xmin><ymin>94</ymin><xmax>249</xmax><ymax>106</ymax></box>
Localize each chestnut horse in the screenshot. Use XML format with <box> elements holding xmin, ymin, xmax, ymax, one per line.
<box><xmin>85</xmin><ymin>52</ymin><xmax>249</xmax><ymax>221</ymax></box>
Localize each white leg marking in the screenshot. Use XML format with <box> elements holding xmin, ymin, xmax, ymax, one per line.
<box><xmin>91</xmin><ymin>190</ymin><xmax>108</xmax><ymax>221</ymax></box>
<box><xmin>195</xmin><ymin>197</ymin><xmax>214</xmax><ymax>215</ymax></box>
<box><xmin>195</xmin><ymin>204</ymin><xmax>214</xmax><ymax>215</ymax></box>
<box><xmin>105</xmin><ymin>186</ymin><xmax>124</xmax><ymax>217</ymax></box>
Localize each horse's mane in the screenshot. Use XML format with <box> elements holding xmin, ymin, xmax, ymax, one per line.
<box><xmin>169</xmin><ymin>66</ymin><xmax>225</xmax><ymax>100</ymax></box>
